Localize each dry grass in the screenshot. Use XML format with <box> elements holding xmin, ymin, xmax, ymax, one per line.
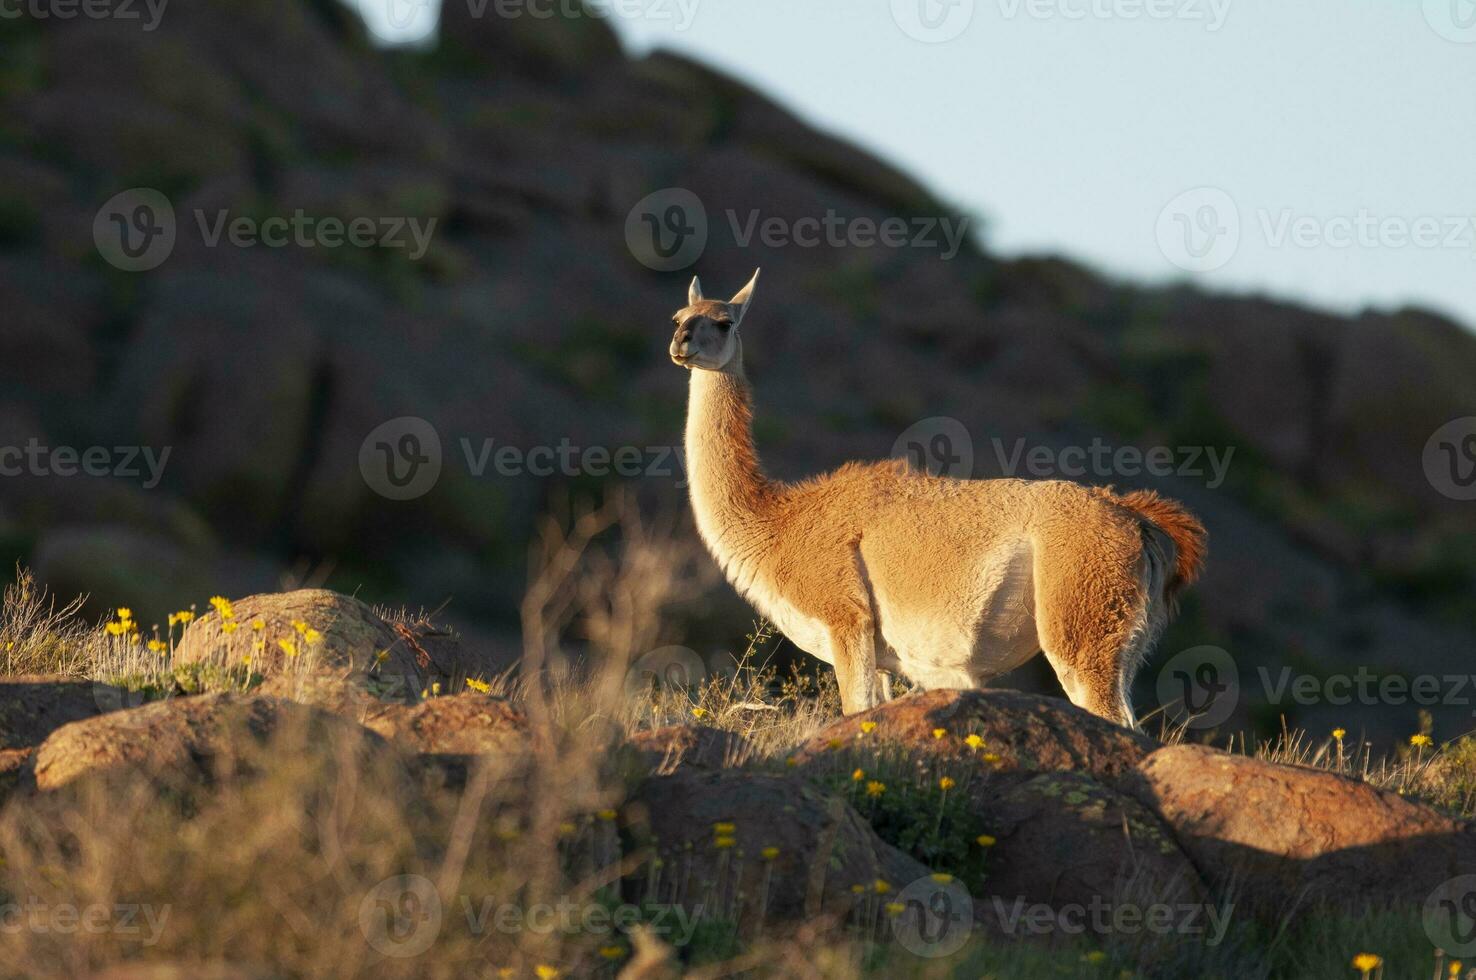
<box><xmin>1</xmin><ymin>496</ymin><xmax>1475</xmax><ymax>977</ymax></box>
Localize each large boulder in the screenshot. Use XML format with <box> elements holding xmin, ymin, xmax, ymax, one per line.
<box><xmin>622</xmin><ymin>724</ymin><xmax>755</xmax><ymax>775</ymax></box>
<box><xmin>0</xmin><ymin>675</ymin><xmax>126</xmax><ymax>750</ymax></box>
<box><xmin>31</xmin><ymin>693</ymin><xmax>385</xmax><ymax>791</ymax></box>
<box><xmin>1125</xmin><ymin>744</ymin><xmax>1476</xmax><ymax>917</ymax></box>
<box><xmin>790</xmin><ymin>690</ymin><xmax>1155</xmax><ymax>792</ymax></box>
<box><xmin>975</xmin><ymin>771</ymin><xmax>1207</xmax><ymax>926</ymax></box>
<box><xmin>621</xmin><ymin>769</ymin><xmax>934</xmax><ymax>932</ymax></box>
<box><xmin>362</xmin><ymin>693</ymin><xmax>527</xmax><ymax>756</ymax></box>
<box><xmin>173</xmin><ymin>590</ymin><xmax>462</xmax><ymax>693</ymax></box>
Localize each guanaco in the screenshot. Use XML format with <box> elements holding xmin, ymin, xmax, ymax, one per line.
<box><xmin>669</xmin><ymin>270</ymin><xmax>1206</xmax><ymax>727</ymax></box>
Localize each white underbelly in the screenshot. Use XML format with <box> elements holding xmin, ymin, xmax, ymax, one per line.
<box><xmin>881</xmin><ymin>537</ymin><xmax>1040</xmax><ymax>687</ymax></box>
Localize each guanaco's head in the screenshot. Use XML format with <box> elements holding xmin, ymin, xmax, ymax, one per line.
<box><xmin>669</xmin><ymin>269</ymin><xmax>759</xmax><ymax>372</ymax></box>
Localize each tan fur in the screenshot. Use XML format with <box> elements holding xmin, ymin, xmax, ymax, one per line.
<box><xmin>670</xmin><ymin>271</ymin><xmax>1206</xmax><ymax>728</ymax></box>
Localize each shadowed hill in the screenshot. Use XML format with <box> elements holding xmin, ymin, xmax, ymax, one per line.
<box><xmin>1</xmin><ymin>0</ymin><xmax>1473</xmax><ymax>742</ymax></box>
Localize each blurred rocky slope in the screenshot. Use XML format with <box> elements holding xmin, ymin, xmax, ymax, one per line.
<box><xmin>1</xmin><ymin>0</ymin><xmax>1473</xmax><ymax>741</ymax></box>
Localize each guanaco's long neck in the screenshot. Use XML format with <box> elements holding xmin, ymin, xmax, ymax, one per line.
<box><xmin>684</xmin><ymin>360</ymin><xmax>777</xmax><ymax>562</ymax></box>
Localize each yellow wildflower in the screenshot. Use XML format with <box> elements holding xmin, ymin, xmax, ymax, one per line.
<box><xmin>931</xmin><ymin>728</ymin><xmax>947</xmax><ymax>740</ymax></box>
<box><xmin>1411</xmin><ymin>733</ymin><xmax>1433</xmax><ymax>748</ymax></box>
<box><xmin>251</xmin><ymin>618</ymin><xmax>265</xmax><ymax>631</ymax></box>
<box><xmin>885</xmin><ymin>901</ymin><xmax>905</xmax><ymax>916</ymax></box>
<box><xmin>535</xmin><ymin>967</ymin><xmax>560</xmax><ymax>980</ymax></box>
<box><xmin>1081</xmin><ymin>951</ymin><xmax>1106</xmax><ymax>964</ymax></box>
<box><xmin>303</xmin><ymin>628</ymin><xmax>323</xmax><ymax>644</ymax></box>
<box><xmin>104</xmin><ymin>622</ymin><xmax>126</xmax><ymax>636</ymax></box>
<box><xmin>1352</xmin><ymin>954</ymin><xmax>1382</xmax><ymax>974</ymax></box>
<box><xmin>291</xmin><ymin>619</ymin><xmax>308</xmax><ymax>634</ymax></box>
<box><xmin>713</xmin><ymin>822</ymin><xmax>735</xmax><ymax>834</ymax></box>
<box><xmin>976</xmin><ymin>834</ymin><xmax>997</xmax><ymax>847</ymax></box>
<box><xmin>598</xmin><ymin>946</ymin><xmax>624</xmax><ymax>960</ymax></box>
<box><xmin>939</xmin><ymin>776</ymin><xmax>956</xmax><ymax>791</ymax></box>
<box><xmin>761</xmin><ymin>847</ymin><xmax>779</xmax><ymax>860</ymax></box>
<box><xmin>146</xmin><ymin>639</ymin><xmax>166</xmax><ymax>653</ymax></box>
<box><xmin>930</xmin><ymin>872</ymin><xmax>953</xmax><ymax>883</ymax></box>
<box><xmin>826</xmin><ymin>738</ymin><xmax>843</xmax><ymax>750</ymax></box>
<box><xmin>1332</xmin><ymin>727</ymin><xmax>1346</xmax><ymax>741</ymax></box>
<box><xmin>965</xmin><ymin>734</ymin><xmax>984</xmax><ymax>750</ymax></box>
<box><xmin>557</xmin><ymin>821</ymin><xmax>576</xmax><ymax>836</ymax></box>
<box><xmin>222</xmin><ymin>621</ymin><xmax>239</xmax><ymax>634</ymax></box>
<box><xmin>208</xmin><ymin>596</ymin><xmax>234</xmax><ymax>618</ymax></box>
<box><xmin>850</xmin><ymin>884</ymin><xmax>866</xmax><ymax>894</ymax></box>
<box><xmin>851</xmin><ymin>768</ymin><xmax>865</xmax><ymax>782</ymax></box>
<box><xmin>872</xmin><ymin>879</ymin><xmax>890</xmax><ymax>894</ymax></box>
<box><xmin>466</xmin><ymin>678</ymin><xmax>491</xmax><ymax>694</ymax></box>
<box><xmin>596</xmin><ymin>809</ymin><xmax>617</xmax><ymax>821</ymax></box>
<box><xmin>692</xmin><ymin>706</ymin><xmax>707</xmax><ymax>718</ymax></box>
<box><xmin>116</xmin><ymin>607</ymin><xmax>133</xmax><ymax>622</ymax></box>
<box><xmin>865</xmin><ymin>780</ymin><xmax>885</xmax><ymax>797</ymax></box>
<box><xmin>277</xmin><ymin>638</ymin><xmax>298</xmax><ymax>658</ymax></box>
<box><xmin>714</xmin><ymin>835</ymin><xmax>736</xmax><ymax>849</ymax></box>
<box><xmin>1448</xmin><ymin>962</ymin><xmax>1461</xmax><ymax>978</ymax></box>
<box><xmin>174</xmin><ymin>610</ymin><xmax>194</xmax><ymax>624</ymax></box>
<box><xmin>982</xmin><ymin>752</ymin><xmax>1002</xmax><ymax>765</ymax></box>
<box><xmin>859</xmin><ymin>720</ymin><xmax>877</xmax><ymax>735</ymax></box>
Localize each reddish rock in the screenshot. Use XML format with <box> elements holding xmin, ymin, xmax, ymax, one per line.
<box><xmin>32</xmin><ymin>694</ymin><xmax>384</xmax><ymax>791</ymax></box>
<box><xmin>1126</xmin><ymin>744</ymin><xmax>1476</xmax><ymax>916</ymax></box>
<box><xmin>790</xmin><ymin>690</ymin><xmax>1155</xmax><ymax>790</ymax></box>
<box><xmin>174</xmin><ymin>590</ymin><xmax>460</xmax><ymax>692</ymax></box>
<box><xmin>976</xmin><ymin>772</ymin><xmax>1207</xmax><ymax>928</ymax></box>
<box><xmin>362</xmin><ymin>693</ymin><xmax>527</xmax><ymax>756</ymax></box>
<box><xmin>622</xmin><ymin>769</ymin><xmax>933</xmax><ymax>933</ymax></box>
<box><xmin>0</xmin><ymin>675</ymin><xmax>127</xmax><ymax>750</ymax></box>
<box><xmin>623</xmin><ymin>724</ymin><xmax>754</xmax><ymax>774</ymax></box>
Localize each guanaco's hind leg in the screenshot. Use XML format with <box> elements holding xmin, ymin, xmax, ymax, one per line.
<box><xmin>1033</xmin><ymin>543</ymin><xmax>1159</xmax><ymax>730</ymax></box>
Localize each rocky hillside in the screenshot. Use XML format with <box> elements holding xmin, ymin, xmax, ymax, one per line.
<box><xmin>2</xmin><ymin>0</ymin><xmax>1474</xmax><ymax>741</ymax></box>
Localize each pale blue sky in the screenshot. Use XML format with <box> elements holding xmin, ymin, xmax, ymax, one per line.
<box><xmin>362</xmin><ymin>0</ymin><xmax>1476</xmax><ymax>328</ymax></box>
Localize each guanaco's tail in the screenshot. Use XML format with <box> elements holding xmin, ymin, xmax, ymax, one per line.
<box><xmin>1114</xmin><ymin>489</ymin><xmax>1207</xmax><ymax>598</ymax></box>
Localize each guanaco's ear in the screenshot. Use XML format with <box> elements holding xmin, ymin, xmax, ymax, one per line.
<box><xmin>728</xmin><ymin>268</ymin><xmax>760</xmax><ymax>326</ymax></box>
<box><xmin>688</xmin><ymin>276</ymin><xmax>704</xmax><ymax>306</ymax></box>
